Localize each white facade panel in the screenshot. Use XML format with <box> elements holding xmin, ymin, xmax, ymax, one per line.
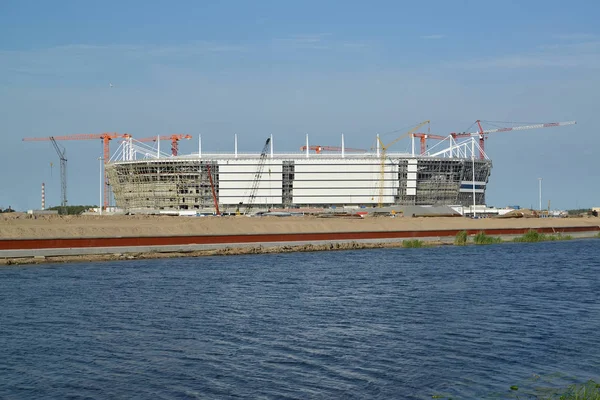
<box><xmin>219</xmin><ymin>180</ymin><xmax>282</xmax><ymax>190</ymax></box>
<box><xmin>292</xmin><ymin>196</ymin><xmax>390</xmax><ymax>205</ymax></box>
<box><xmin>219</xmin><ymin>165</ymin><xmax>283</xmax><ymax>177</ymax></box>
<box><xmin>294</xmin><ymin>165</ymin><xmax>381</xmax><ymax>174</ymax></box>
<box><xmin>406</xmin><ymin>180</ymin><xmax>417</xmax><ymax>188</ymax></box>
<box><xmin>294</xmin><ymin>159</ymin><xmax>380</xmax><ymax>165</ymax></box>
<box><xmin>407</xmin><ymin>164</ymin><xmax>418</xmax><ymax>172</ymax></box>
<box><xmin>406</xmin><ymin>188</ymin><xmax>417</xmax><ymax>196</ymax></box>
<box><xmin>459</xmin><ymin>189</ymin><xmax>485</xmax><ymax>193</ymax></box>
<box><xmin>294</xmin><ymin>173</ymin><xmax>384</xmax><ymax>182</ymax></box>
<box><xmin>293</xmin><ymin>188</ymin><xmax>378</xmax><ymax>197</ymax></box>
<box><xmin>221</xmin><ymin>196</ymin><xmax>283</xmax><ymax>205</ymax></box>
<box><xmin>293</xmin><ymin>180</ymin><xmax>378</xmax><ymax>189</ymax></box>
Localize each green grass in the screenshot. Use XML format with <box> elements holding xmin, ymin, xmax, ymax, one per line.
<box><xmin>402</xmin><ymin>239</ymin><xmax>424</xmax><ymax>248</ymax></box>
<box><xmin>454</xmin><ymin>230</ymin><xmax>468</xmax><ymax>246</ymax></box>
<box><xmin>513</xmin><ymin>230</ymin><xmax>573</xmax><ymax>243</ymax></box>
<box><xmin>596</xmin><ymin>231</ymin><xmax>600</xmax><ymax>238</ymax></box>
<box><xmin>473</xmin><ymin>231</ymin><xmax>503</xmax><ymax>245</ymax></box>
<box><xmin>514</xmin><ymin>229</ymin><xmax>546</xmax><ymax>242</ymax></box>
<box><xmin>509</xmin><ymin>379</ymin><xmax>600</xmax><ymax>399</ymax></box>
<box><xmin>553</xmin><ymin>380</ymin><xmax>600</xmax><ymax>399</ymax></box>
<box><xmin>433</xmin><ymin>379</ymin><xmax>600</xmax><ymax>400</ymax></box>
<box><xmin>546</xmin><ymin>233</ymin><xmax>573</xmax><ymax>241</ymax></box>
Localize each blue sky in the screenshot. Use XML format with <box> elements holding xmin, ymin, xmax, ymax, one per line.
<box><xmin>1</xmin><ymin>0</ymin><xmax>598</xmax><ymax>210</ymax></box>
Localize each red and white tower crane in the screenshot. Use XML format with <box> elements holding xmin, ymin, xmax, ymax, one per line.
<box><xmin>299</xmin><ymin>145</ymin><xmax>367</xmax><ymax>154</ymax></box>
<box><xmin>23</xmin><ymin>133</ymin><xmax>131</xmax><ymax>210</ymax></box>
<box><xmin>450</xmin><ymin>120</ymin><xmax>577</xmax><ymax>160</ymax></box>
<box><xmin>136</xmin><ymin>134</ymin><xmax>192</xmax><ymax>156</ymax></box>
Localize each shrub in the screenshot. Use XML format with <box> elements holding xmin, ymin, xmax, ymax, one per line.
<box><xmin>402</xmin><ymin>239</ymin><xmax>424</xmax><ymax>248</ymax></box>
<box><xmin>514</xmin><ymin>230</ymin><xmax>574</xmax><ymax>243</ymax></box>
<box><xmin>454</xmin><ymin>230</ymin><xmax>468</xmax><ymax>246</ymax></box>
<box><xmin>555</xmin><ymin>379</ymin><xmax>600</xmax><ymax>399</ymax></box>
<box><xmin>546</xmin><ymin>233</ymin><xmax>573</xmax><ymax>241</ymax></box>
<box><xmin>473</xmin><ymin>231</ymin><xmax>502</xmax><ymax>245</ymax></box>
<box><xmin>514</xmin><ymin>229</ymin><xmax>546</xmax><ymax>243</ymax></box>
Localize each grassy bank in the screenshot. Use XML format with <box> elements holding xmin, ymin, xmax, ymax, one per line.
<box><xmin>402</xmin><ymin>239</ymin><xmax>425</xmax><ymax>248</ymax></box>
<box><xmin>453</xmin><ymin>229</ymin><xmax>578</xmax><ymax>245</ymax></box>
<box><xmin>513</xmin><ymin>229</ymin><xmax>573</xmax><ymax>243</ymax></box>
<box><xmin>433</xmin><ymin>378</ymin><xmax>600</xmax><ymax>399</ymax></box>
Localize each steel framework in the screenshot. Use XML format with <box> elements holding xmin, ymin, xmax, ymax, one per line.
<box><xmin>50</xmin><ymin>137</ymin><xmax>68</xmax><ymax>210</ymax></box>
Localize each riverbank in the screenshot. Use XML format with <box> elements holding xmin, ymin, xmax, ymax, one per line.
<box><xmin>1</xmin><ymin>213</ymin><xmax>598</xmax><ymax>265</ymax></box>
<box><xmin>1</xmin><ymin>213</ymin><xmax>599</xmax><ymax>239</ymax></box>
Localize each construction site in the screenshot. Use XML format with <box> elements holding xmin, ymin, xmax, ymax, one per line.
<box><xmin>22</xmin><ymin>120</ymin><xmax>576</xmax><ymax>215</ymax></box>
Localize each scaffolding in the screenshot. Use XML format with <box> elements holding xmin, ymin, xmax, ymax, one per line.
<box><xmin>105</xmin><ymin>136</ymin><xmax>492</xmax><ymax>213</ymax></box>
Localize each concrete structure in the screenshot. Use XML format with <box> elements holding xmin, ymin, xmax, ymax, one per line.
<box><xmin>106</xmin><ymin>135</ymin><xmax>492</xmax><ymax>213</ymax></box>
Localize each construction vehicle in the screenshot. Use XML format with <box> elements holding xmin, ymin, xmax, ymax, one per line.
<box><xmin>376</xmin><ymin>120</ymin><xmax>430</xmax><ymax>207</ymax></box>
<box><xmin>243</xmin><ymin>138</ymin><xmax>271</xmax><ymax>215</ymax></box>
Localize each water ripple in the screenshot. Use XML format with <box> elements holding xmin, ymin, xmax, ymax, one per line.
<box><xmin>1</xmin><ymin>240</ymin><xmax>599</xmax><ymax>399</ymax></box>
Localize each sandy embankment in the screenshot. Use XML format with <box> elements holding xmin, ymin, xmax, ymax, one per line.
<box><xmin>1</xmin><ymin>213</ymin><xmax>599</xmax><ymax>240</ymax></box>
<box><xmin>0</xmin><ymin>213</ymin><xmax>598</xmax><ymax>265</ymax></box>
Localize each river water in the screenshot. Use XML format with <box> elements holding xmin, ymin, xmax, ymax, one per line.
<box><xmin>1</xmin><ymin>240</ymin><xmax>599</xmax><ymax>399</ymax></box>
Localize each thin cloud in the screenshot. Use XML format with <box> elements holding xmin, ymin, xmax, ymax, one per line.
<box><xmin>421</xmin><ymin>34</ymin><xmax>445</xmax><ymax>40</ymax></box>
<box><xmin>553</xmin><ymin>33</ymin><xmax>597</xmax><ymax>40</ymax></box>
<box><xmin>272</xmin><ymin>34</ymin><xmax>368</xmax><ymax>51</ymax></box>
<box><xmin>0</xmin><ymin>41</ymin><xmax>251</xmax><ymax>81</ymax></box>
<box><xmin>447</xmin><ymin>40</ymin><xmax>600</xmax><ymax>69</ymax></box>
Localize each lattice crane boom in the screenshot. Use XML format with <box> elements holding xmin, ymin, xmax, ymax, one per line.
<box><xmin>411</xmin><ymin>133</ymin><xmax>449</xmax><ymax>155</ymax></box>
<box><xmin>244</xmin><ymin>138</ymin><xmax>271</xmax><ymax>214</ymax></box>
<box><xmin>49</xmin><ymin>137</ymin><xmax>68</xmax><ymax>210</ymax></box>
<box><xmin>136</xmin><ymin>134</ymin><xmax>192</xmax><ymax>156</ymax></box>
<box><xmin>450</xmin><ymin>120</ymin><xmax>576</xmax><ymax>159</ymax></box>
<box><xmin>299</xmin><ymin>145</ymin><xmax>367</xmax><ymax>154</ymax></box>
<box><xmin>23</xmin><ymin>132</ymin><xmax>130</xmax><ymax>209</ymax></box>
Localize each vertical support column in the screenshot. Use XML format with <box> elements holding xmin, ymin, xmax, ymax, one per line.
<box><xmin>102</xmin><ymin>137</ymin><xmax>110</xmax><ymax>210</ymax></box>
<box><xmin>538</xmin><ymin>178</ymin><xmax>543</xmax><ymax>212</ymax></box>
<box><xmin>234</xmin><ymin>134</ymin><xmax>238</xmax><ymax>158</ymax></box>
<box><xmin>157</xmin><ymin>135</ymin><xmax>160</xmax><ymax>158</ymax></box>
<box><xmin>341</xmin><ymin>134</ymin><xmax>345</xmax><ymax>158</ymax></box>
<box><xmin>99</xmin><ymin>156</ymin><xmax>104</xmax><ymax>215</ymax></box>
<box><xmin>472</xmin><ymin>138</ymin><xmax>476</xmax><ymax>218</ymax></box>
<box><xmin>198</xmin><ymin>134</ymin><xmax>202</xmax><ymax>158</ymax></box>
<box><xmin>129</xmin><ymin>137</ymin><xmax>134</xmax><ymax>161</ymax></box>
<box><xmin>41</xmin><ymin>182</ymin><xmax>45</xmax><ymax>210</ymax></box>
<box><xmin>376</xmin><ymin>134</ymin><xmax>380</xmax><ymax>157</ymax></box>
<box><xmin>305</xmin><ymin>134</ymin><xmax>309</xmax><ymax>158</ymax></box>
<box><xmin>411</xmin><ymin>134</ymin><xmax>415</xmax><ymax>157</ymax></box>
<box><xmin>270</xmin><ymin>134</ymin><xmax>273</xmax><ymax>158</ymax></box>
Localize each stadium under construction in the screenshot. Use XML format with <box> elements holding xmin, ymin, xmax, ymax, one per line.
<box><xmin>105</xmin><ymin>131</ymin><xmax>495</xmax><ymax>214</ymax></box>
<box><xmin>21</xmin><ymin>120</ymin><xmax>576</xmax><ymax>214</ymax></box>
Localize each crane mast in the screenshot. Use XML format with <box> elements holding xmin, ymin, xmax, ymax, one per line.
<box><xmin>23</xmin><ymin>132</ymin><xmax>130</xmax><ymax>209</ymax></box>
<box><xmin>50</xmin><ymin>137</ymin><xmax>68</xmax><ymax>212</ymax></box>
<box><xmin>244</xmin><ymin>138</ymin><xmax>271</xmax><ymax>215</ymax></box>
<box><xmin>137</xmin><ymin>134</ymin><xmax>192</xmax><ymax>156</ymax></box>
